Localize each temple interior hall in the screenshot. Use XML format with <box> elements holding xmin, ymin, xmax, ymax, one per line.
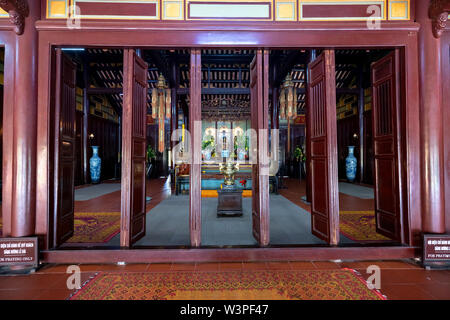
<box><xmin>51</xmin><ymin>48</ymin><xmax>399</xmax><ymax>249</ymax></box>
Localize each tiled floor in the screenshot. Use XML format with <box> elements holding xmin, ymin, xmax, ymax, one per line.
<box><xmin>74</xmin><ymin>177</ymin><xmax>172</xmax><ymax>213</ymax></box>
<box><xmin>0</xmin><ymin>260</ymin><xmax>448</xmax><ymax>300</ymax></box>
<box><xmin>279</xmin><ymin>178</ymin><xmax>375</xmax><ymax>211</ymax></box>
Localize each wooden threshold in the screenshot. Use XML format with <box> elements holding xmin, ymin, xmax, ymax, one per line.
<box><xmin>41</xmin><ymin>246</ymin><xmax>418</xmax><ymax>264</ymax></box>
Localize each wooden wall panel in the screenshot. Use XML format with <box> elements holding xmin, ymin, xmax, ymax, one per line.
<box><xmin>442</xmin><ymin>31</ymin><xmax>450</xmax><ymax>233</ymax></box>
<box><xmin>46</xmin><ymin>0</ymin><xmax>412</xmax><ymax>21</ymax></box>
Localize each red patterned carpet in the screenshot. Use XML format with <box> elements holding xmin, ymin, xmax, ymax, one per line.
<box><xmin>69</xmin><ymin>269</ymin><xmax>386</xmax><ymax>300</ymax></box>
<box><xmin>340</xmin><ymin>211</ymin><xmax>390</xmax><ymax>242</ymax></box>
<box><xmin>67</xmin><ymin>212</ymin><xmax>120</xmax><ymax>243</ymax></box>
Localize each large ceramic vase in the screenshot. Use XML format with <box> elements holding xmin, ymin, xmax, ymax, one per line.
<box><xmin>237</xmin><ymin>149</ymin><xmax>245</xmax><ymax>161</ymax></box>
<box><xmin>345</xmin><ymin>146</ymin><xmax>357</xmax><ymax>182</ymax></box>
<box><xmin>89</xmin><ymin>146</ymin><xmax>102</xmax><ymax>184</ymax></box>
<box><xmin>203</xmin><ymin>149</ymin><xmax>212</xmax><ymax>161</ymax></box>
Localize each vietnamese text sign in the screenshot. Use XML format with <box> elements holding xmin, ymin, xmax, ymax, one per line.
<box><xmin>423</xmin><ymin>234</ymin><xmax>450</xmax><ymax>266</ymax></box>
<box><xmin>0</xmin><ymin>237</ymin><xmax>38</xmax><ymax>267</ymax></box>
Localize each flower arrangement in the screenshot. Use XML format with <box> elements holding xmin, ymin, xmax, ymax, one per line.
<box><xmin>202</xmin><ymin>134</ymin><xmax>215</xmax><ymax>151</ymax></box>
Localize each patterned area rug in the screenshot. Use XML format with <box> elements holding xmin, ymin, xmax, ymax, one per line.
<box><xmin>67</xmin><ymin>212</ymin><xmax>120</xmax><ymax>243</ymax></box>
<box><xmin>340</xmin><ymin>211</ymin><xmax>390</xmax><ymax>242</ymax></box>
<box><xmin>69</xmin><ymin>269</ymin><xmax>386</xmax><ymax>300</ymax></box>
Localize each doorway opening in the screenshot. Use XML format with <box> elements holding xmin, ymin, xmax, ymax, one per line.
<box><xmin>50</xmin><ymin>46</ymin><xmax>407</xmax><ymax>249</ymax></box>
<box><xmin>134</xmin><ymin>49</ymin><xmax>191</xmax><ymax>247</ymax></box>
<box><xmin>53</xmin><ymin>48</ymin><xmax>124</xmax><ymax>248</ymax></box>
<box><xmin>199</xmin><ymin>49</ymin><xmax>256</xmax><ymax>246</ymax></box>
<box><xmin>334</xmin><ymin>49</ymin><xmax>399</xmax><ymax>245</ymax></box>
<box><xmin>269</xmin><ymin>48</ymin><xmax>404</xmax><ymax>246</ymax></box>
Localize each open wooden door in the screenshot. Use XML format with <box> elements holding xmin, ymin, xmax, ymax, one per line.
<box><xmin>307</xmin><ymin>50</ymin><xmax>339</xmax><ymax>245</ymax></box>
<box><xmin>190</xmin><ymin>49</ymin><xmax>202</xmax><ymax>247</ymax></box>
<box><xmin>250</xmin><ymin>49</ymin><xmax>270</xmax><ymax>246</ymax></box>
<box><xmin>53</xmin><ymin>49</ymin><xmax>77</xmax><ymax>247</ymax></box>
<box><xmin>371</xmin><ymin>50</ymin><xmax>403</xmax><ymax>242</ymax></box>
<box><xmin>120</xmin><ymin>49</ymin><xmax>148</xmax><ymax>247</ymax></box>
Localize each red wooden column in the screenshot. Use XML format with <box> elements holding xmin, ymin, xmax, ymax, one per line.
<box><xmin>417</xmin><ymin>0</ymin><xmax>445</xmax><ymax>233</ymax></box>
<box><xmin>10</xmin><ymin>1</ymin><xmax>40</xmax><ymax>237</ymax></box>
<box><xmin>442</xmin><ymin>31</ymin><xmax>450</xmax><ymax>233</ymax></box>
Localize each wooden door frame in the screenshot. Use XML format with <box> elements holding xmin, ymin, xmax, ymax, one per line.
<box><xmin>0</xmin><ymin>26</ymin><xmax>16</xmax><ymax>239</ymax></box>
<box><xmin>35</xmin><ymin>21</ymin><xmax>421</xmax><ymax>250</ymax></box>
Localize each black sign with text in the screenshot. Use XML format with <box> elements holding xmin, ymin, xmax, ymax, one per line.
<box><xmin>423</xmin><ymin>234</ymin><xmax>450</xmax><ymax>267</ymax></box>
<box><xmin>0</xmin><ymin>237</ymin><xmax>38</xmax><ymax>267</ymax></box>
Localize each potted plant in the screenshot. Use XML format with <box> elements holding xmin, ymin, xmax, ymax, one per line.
<box><xmin>202</xmin><ymin>135</ymin><xmax>215</xmax><ymax>160</ymax></box>
<box><xmin>235</xmin><ymin>134</ymin><xmax>248</xmax><ymax>160</ymax></box>
<box><xmin>146</xmin><ymin>145</ymin><xmax>157</xmax><ymax>178</ymax></box>
<box><xmin>294</xmin><ymin>145</ymin><xmax>306</xmax><ymax>179</ymax></box>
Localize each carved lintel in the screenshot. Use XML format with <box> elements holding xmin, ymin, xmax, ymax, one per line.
<box><xmin>429</xmin><ymin>0</ymin><xmax>450</xmax><ymax>38</ymax></box>
<box><xmin>0</xmin><ymin>0</ymin><xmax>29</xmax><ymax>35</ymax></box>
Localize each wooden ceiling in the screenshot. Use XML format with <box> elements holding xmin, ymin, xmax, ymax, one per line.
<box><xmin>66</xmin><ymin>48</ymin><xmax>390</xmax><ymax>118</ymax></box>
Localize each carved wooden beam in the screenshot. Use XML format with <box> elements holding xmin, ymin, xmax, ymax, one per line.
<box><xmin>0</xmin><ymin>0</ymin><xmax>29</xmax><ymax>35</ymax></box>
<box><xmin>429</xmin><ymin>0</ymin><xmax>450</xmax><ymax>38</ymax></box>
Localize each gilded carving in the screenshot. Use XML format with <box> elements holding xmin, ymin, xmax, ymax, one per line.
<box><xmin>0</xmin><ymin>0</ymin><xmax>29</xmax><ymax>35</ymax></box>
<box><xmin>429</xmin><ymin>0</ymin><xmax>450</xmax><ymax>38</ymax></box>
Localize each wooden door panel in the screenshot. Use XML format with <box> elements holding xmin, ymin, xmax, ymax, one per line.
<box><xmin>121</xmin><ymin>49</ymin><xmax>148</xmax><ymax>247</ymax></box>
<box><xmin>189</xmin><ymin>49</ymin><xmax>202</xmax><ymax>247</ymax></box>
<box><xmin>53</xmin><ymin>51</ymin><xmax>77</xmax><ymax>247</ymax></box>
<box><xmin>311</xmin><ymin>159</ymin><xmax>327</xmax><ymax>215</ymax></box>
<box><xmin>371</xmin><ymin>51</ymin><xmax>402</xmax><ymax>241</ymax></box>
<box><xmin>250</xmin><ymin>49</ymin><xmax>270</xmax><ymax>246</ymax></box>
<box><xmin>307</xmin><ymin>50</ymin><xmax>339</xmax><ymax>245</ymax></box>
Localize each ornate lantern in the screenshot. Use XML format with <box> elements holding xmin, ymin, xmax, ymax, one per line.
<box><xmin>279</xmin><ymin>73</ymin><xmax>297</xmax><ymax>120</ymax></box>
<box><xmin>151</xmin><ymin>74</ymin><xmax>171</xmax><ymax>153</ymax></box>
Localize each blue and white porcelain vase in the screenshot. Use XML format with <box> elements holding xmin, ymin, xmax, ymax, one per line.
<box><xmin>203</xmin><ymin>149</ymin><xmax>212</xmax><ymax>161</ymax></box>
<box><xmin>238</xmin><ymin>150</ymin><xmax>245</xmax><ymax>161</ymax></box>
<box><xmin>345</xmin><ymin>146</ymin><xmax>357</xmax><ymax>182</ymax></box>
<box><xmin>89</xmin><ymin>146</ymin><xmax>101</xmax><ymax>184</ymax></box>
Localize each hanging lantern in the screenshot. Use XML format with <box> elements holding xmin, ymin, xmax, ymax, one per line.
<box><xmin>165</xmin><ymin>88</ymin><xmax>171</xmax><ymax>119</ymax></box>
<box><xmin>279</xmin><ymin>90</ymin><xmax>286</xmax><ymax>120</ymax></box>
<box><xmin>151</xmin><ymin>88</ymin><xmax>158</xmax><ymax>119</ymax></box>
<box><xmin>151</xmin><ymin>74</ymin><xmax>172</xmax><ymax>153</ymax></box>
<box><xmin>279</xmin><ymin>73</ymin><xmax>297</xmax><ymax>120</ymax></box>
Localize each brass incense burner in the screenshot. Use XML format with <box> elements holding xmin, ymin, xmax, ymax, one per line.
<box><xmin>219</xmin><ymin>161</ymin><xmax>239</xmax><ymax>189</ymax></box>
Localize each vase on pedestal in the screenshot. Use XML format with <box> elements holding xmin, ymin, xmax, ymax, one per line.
<box><xmin>345</xmin><ymin>146</ymin><xmax>357</xmax><ymax>182</ymax></box>
<box><xmin>90</xmin><ymin>146</ymin><xmax>102</xmax><ymax>184</ymax></box>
